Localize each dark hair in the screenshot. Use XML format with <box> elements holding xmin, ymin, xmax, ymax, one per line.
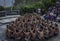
<box><xmin>33</xmin><ymin>30</ymin><xmax>35</xmax><ymax>33</ymax></box>
<box><xmin>28</xmin><ymin>19</ymin><xmax>30</xmax><ymax>22</ymax></box>
<box><xmin>52</xmin><ymin>27</ymin><xmax>54</xmax><ymax>29</ymax></box>
<box><xmin>40</xmin><ymin>25</ymin><xmax>43</xmax><ymax>30</ymax></box>
<box><xmin>37</xmin><ymin>17</ymin><xmax>39</xmax><ymax>20</ymax></box>
<box><xmin>16</xmin><ymin>28</ymin><xmax>19</xmax><ymax>32</ymax></box>
<box><xmin>23</xmin><ymin>19</ymin><xmax>25</xmax><ymax>22</ymax></box>
<box><xmin>33</xmin><ymin>19</ymin><xmax>35</xmax><ymax>21</ymax></box>
<box><xmin>55</xmin><ymin>23</ymin><xmax>58</xmax><ymax>27</ymax></box>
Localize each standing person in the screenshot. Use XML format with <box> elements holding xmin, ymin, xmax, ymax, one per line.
<box><xmin>58</xmin><ymin>7</ymin><xmax>60</xmax><ymax>15</ymax></box>
<box><xmin>49</xmin><ymin>12</ymin><xmax>54</xmax><ymax>21</ymax></box>
<box><xmin>56</xmin><ymin>1</ymin><xmax>60</xmax><ymax>16</ymax></box>
<box><xmin>36</xmin><ymin>8</ymin><xmax>41</xmax><ymax>14</ymax></box>
<box><xmin>48</xmin><ymin>7</ymin><xmax>53</xmax><ymax>12</ymax></box>
<box><xmin>52</xmin><ymin>6</ymin><xmax>58</xmax><ymax>17</ymax></box>
<box><xmin>41</xmin><ymin>8</ymin><xmax>46</xmax><ymax>15</ymax></box>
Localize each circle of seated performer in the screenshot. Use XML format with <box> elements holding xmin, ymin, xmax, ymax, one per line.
<box><xmin>6</xmin><ymin>13</ymin><xmax>59</xmax><ymax>41</ymax></box>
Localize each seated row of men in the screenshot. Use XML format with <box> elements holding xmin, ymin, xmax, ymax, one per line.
<box><xmin>6</xmin><ymin>13</ymin><xmax>59</xmax><ymax>41</ymax></box>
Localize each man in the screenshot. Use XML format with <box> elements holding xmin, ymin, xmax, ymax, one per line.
<box><xmin>36</xmin><ymin>8</ymin><xmax>41</xmax><ymax>14</ymax></box>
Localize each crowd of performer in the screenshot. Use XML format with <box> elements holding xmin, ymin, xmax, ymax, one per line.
<box><xmin>6</xmin><ymin>13</ymin><xmax>59</xmax><ymax>41</ymax></box>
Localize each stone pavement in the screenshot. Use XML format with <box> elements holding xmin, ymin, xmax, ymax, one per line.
<box><xmin>0</xmin><ymin>15</ymin><xmax>20</xmax><ymax>25</ymax></box>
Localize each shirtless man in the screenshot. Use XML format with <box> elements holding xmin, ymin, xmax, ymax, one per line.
<box><xmin>37</xmin><ymin>25</ymin><xmax>44</xmax><ymax>40</ymax></box>
<box><xmin>6</xmin><ymin>25</ymin><xmax>14</xmax><ymax>38</ymax></box>
<box><xmin>30</xmin><ymin>29</ymin><xmax>37</xmax><ymax>41</ymax></box>
<box><xmin>23</xmin><ymin>23</ymin><xmax>30</xmax><ymax>41</ymax></box>
<box><xmin>23</xmin><ymin>28</ymin><xmax>30</xmax><ymax>41</ymax></box>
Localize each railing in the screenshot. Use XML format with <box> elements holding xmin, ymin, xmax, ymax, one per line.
<box><xmin>0</xmin><ymin>10</ymin><xmax>20</xmax><ymax>17</ymax></box>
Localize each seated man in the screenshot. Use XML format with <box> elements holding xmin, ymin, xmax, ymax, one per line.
<box><xmin>38</xmin><ymin>29</ymin><xmax>44</xmax><ymax>40</ymax></box>
<box><xmin>30</xmin><ymin>29</ymin><xmax>37</xmax><ymax>41</ymax></box>
<box><xmin>23</xmin><ymin>27</ymin><xmax>30</xmax><ymax>41</ymax></box>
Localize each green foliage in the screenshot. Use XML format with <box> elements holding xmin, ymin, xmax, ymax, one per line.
<box><xmin>19</xmin><ymin>0</ymin><xmax>56</xmax><ymax>9</ymax></box>
<box><xmin>0</xmin><ymin>6</ymin><xmax>5</xmax><ymax>11</ymax></box>
<box><xmin>0</xmin><ymin>6</ymin><xmax>12</xmax><ymax>11</ymax></box>
<box><xmin>14</xmin><ymin>0</ymin><xmax>56</xmax><ymax>15</ymax></box>
<box><xmin>20</xmin><ymin>4</ymin><xmax>35</xmax><ymax>15</ymax></box>
<box><xmin>4</xmin><ymin>7</ymin><xmax>12</xmax><ymax>10</ymax></box>
<box><xmin>41</xmin><ymin>0</ymin><xmax>56</xmax><ymax>9</ymax></box>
